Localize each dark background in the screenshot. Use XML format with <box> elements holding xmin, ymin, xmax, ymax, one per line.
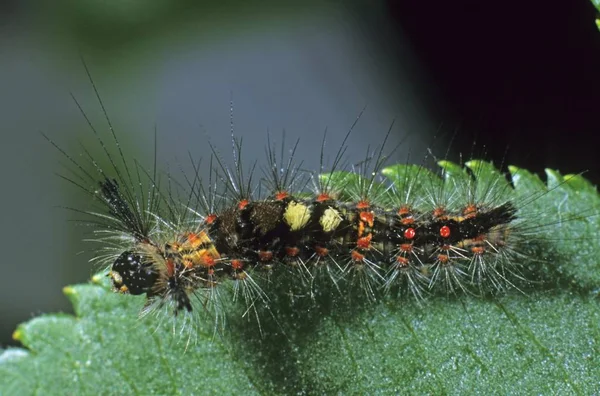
<box><xmin>0</xmin><ymin>0</ymin><xmax>598</xmax><ymax>347</ymax></box>
<box><xmin>388</xmin><ymin>0</ymin><xmax>600</xmax><ymax>182</ymax></box>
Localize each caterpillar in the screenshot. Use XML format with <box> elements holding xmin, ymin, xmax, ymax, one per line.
<box><xmin>46</xmin><ymin>64</ymin><xmax>593</xmax><ymax>336</ymax></box>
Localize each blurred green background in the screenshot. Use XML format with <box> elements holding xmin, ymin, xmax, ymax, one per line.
<box><xmin>0</xmin><ymin>0</ymin><xmax>438</xmax><ymax>346</ymax></box>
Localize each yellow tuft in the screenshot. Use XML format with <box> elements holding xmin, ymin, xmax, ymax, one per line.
<box><xmin>320</xmin><ymin>207</ymin><xmax>343</xmax><ymax>232</ymax></box>
<box><xmin>283</xmin><ymin>201</ymin><xmax>312</xmax><ymax>231</ymax></box>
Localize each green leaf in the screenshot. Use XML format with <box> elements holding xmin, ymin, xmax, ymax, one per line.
<box><xmin>293</xmin><ymin>293</ymin><xmax>600</xmax><ymax>394</ymax></box>
<box><xmin>1</xmin><ymin>279</ymin><xmax>267</xmax><ymax>395</ymax></box>
<box><xmin>2</xmin><ymin>162</ymin><xmax>599</xmax><ymax>394</ymax></box>
<box><xmin>592</xmin><ymin>0</ymin><xmax>600</xmax><ymax>31</ymax></box>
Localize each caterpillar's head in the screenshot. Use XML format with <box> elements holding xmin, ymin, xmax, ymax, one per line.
<box><xmin>109</xmin><ymin>251</ymin><xmax>159</xmax><ymax>296</ymax></box>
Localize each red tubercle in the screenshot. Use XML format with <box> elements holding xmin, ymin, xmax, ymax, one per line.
<box><xmin>238</xmin><ymin>199</ymin><xmax>250</xmax><ymax>210</ymax></box>
<box><xmin>275</xmin><ymin>191</ymin><xmax>289</xmax><ymax>201</ymax></box>
<box><xmin>316</xmin><ymin>193</ymin><xmax>332</xmax><ymax>202</ymax></box>
<box><xmin>231</xmin><ymin>259</ymin><xmax>244</xmax><ymax>270</ymax></box>
<box><xmin>359</xmin><ymin>211</ymin><xmax>374</xmax><ymax>227</ymax></box>
<box><xmin>400</xmin><ymin>217</ymin><xmax>415</xmax><ymax>225</ymax></box>
<box><xmin>397</xmin><ymin>206</ymin><xmax>411</xmax><ymax>216</ymax></box>
<box><xmin>314</xmin><ymin>245</ymin><xmax>329</xmax><ymax>257</ymax></box>
<box><xmin>205</xmin><ymin>214</ymin><xmax>218</xmax><ymax>225</ymax></box>
<box><xmin>186</xmin><ymin>232</ymin><xmax>199</xmax><ymax>244</ymax></box>
<box><xmin>403</xmin><ymin>227</ymin><xmax>416</xmax><ymax>240</ymax></box>
<box><xmin>471</xmin><ymin>246</ymin><xmax>485</xmax><ymax>255</ymax></box>
<box><xmin>439</xmin><ymin>225</ymin><xmax>451</xmax><ymax>238</ymax></box>
<box><xmin>166</xmin><ymin>259</ymin><xmax>175</xmax><ymax>276</ymax></box>
<box><xmin>351</xmin><ymin>249</ymin><xmax>365</xmax><ymax>262</ymax></box>
<box><xmin>357</xmin><ymin>233</ymin><xmax>372</xmax><ymax>249</ymax></box>
<box><xmin>433</xmin><ymin>207</ymin><xmax>447</xmax><ymax>219</ymax></box>
<box><xmin>437</xmin><ymin>254</ymin><xmax>449</xmax><ymax>264</ymax></box>
<box><xmin>285</xmin><ymin>246</ymin><xmax>300</xmax><ymax>257</ymax></box>
<box><xmin>356</xmin><ymin>200</ymin><xmax>370</xmax><ymax>209</ymax></box>
<box><xmin>399</xmin><ymin>243</ymin><xmax>413</xmax><ymax>252</ymax></box>
<box><xmin>463</xmin><ymin>204</ymin><xmax>478</xmax><ymax>218</ymax></box>
<box><xmin>258</xmin><ymin>250</ymin><xmax>273</xmax><ymax>262</ymax></box>
<box><xmin>201</xmin><ymin>254</ymin><xmax>216</xmax><ymax>267</ymax></box>
<box><xmin>396</xmin><ymin>256</ymin><xmax>409</xmax><ymax>266</ymax></box>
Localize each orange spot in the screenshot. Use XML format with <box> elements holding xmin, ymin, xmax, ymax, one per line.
<box><xmin>231</xmin><ymin>259</ymin><xmax>244</xmax><ymax>270</ymax></box>
<box><xmin>401</xmin><ymin>217</ymin><xmax>415</xmax><ymax>225</ymax></box>
<box><xmin>398</xmin><ymin>206</ymin><xmax>411</xmax><ymax>216</ymax></box>
<box><xmin>356</xmin><ymin>200</ymin><xmax>370</xmax><ymax>209</ymax></box>
<box><xmin>184</xmin><ymin>246</ymin><xmax>220</xmax><ymax>268</ymax></box>
<box><xmin>357</xmin><ymin>233</ymin><xmax>372</xmax><ymax>249</ymax></box>
<box><xmin>433</xmin><ymin>207</ymin><xmax>447</xmax><ymax>219</ymax></box>
<box><xmin>357</xmin><ymin>221</ymin><xmax>365</xmax><ymax>237</ymax></box>
<box><xmin>258</xmin><ymin>250</ymin><xmax>273</xmax><ymax>262</ymax></box>
<box><xmin>183</xmin><ymin>259</ymin><xmax>194</xmax><ymax>269</ymax></box>
<box><xmin>186</xmin><ymin>232</ymin><xmax>204</xmax><ymax>248</ymax></box>
<box><xmin>238</xmin><ymin>199</ymin><xmax>249</xmax><ymax>210</ymax></box>
<box><xmin>404</xmin><ymin>227</ymin><xmax>416</xmax><ymax>240</ymax></box>
<box><xmin>166</xmin><ymin>259</ymin><xmax>175</xmax><ymax>276</ymax></box>
<box><xmin>359</xmin><ymin>211</ymin><xmax>374</xmax><ymax>227</ymax></box>
<box><xmin>440</xmin><ymin>244</ymin><xmax>451</xmax><ymax>251</ymax></box>
<box><xmin>285</xmin><ymin>246</ymin><xmax>300</xmax><ymax>257</ymax></box>
<box><xmin>440</xmin><ymin>225</ymin><xmax>451</xmax><ymax>238</ymax></box>
<box><xmin>201</xmin><ymin>253</ymin><xmax>216</xmax><ymax>267</ymax></box>
<box><xmin>315</xmin><ymin>245</ymin><xmax>329</xmax><ymax>257</ymax></box>
<box><xmin>463</xmin><ymin>204</ymin><xmax>478</xmax><ymax>218</ymax></box>
<box><xmin>437</xmin><ymin>254</ymin><xmax>449</xmax><ymax>264</ymax></box>
<box><xmin>396</xmin><ymin>256</ymin><xmax>409</xmax><ymax>266</ymax></box>
<box><xmin>205</xmin><ymin>214</ymin><xmax>217</xmax><ymax>224</ymax></box>
<box><xmin>472</xmin><ymin>234</ymin><xmax>486</xmax><ymax>242</ymax></box>
<box><xmin>351</xmin><ymin>249</ymin><xmax>365</xmax><ymax>262</ymax></box>
<box><xmin>316</xmin><ymin>193</ymin><xmax>331</xmax><ymax>202</ymax></box>
<box><xmin>119</xmin><ymin>285</ymin><xmax>129</xmax><ymax>293</ymax></box>
<box><xmin>275</xmin><ymin>191</ymin><xmax>289</xmax><ymax>200</ymax></box>
<box><xmin>399</xmin><ymin>243</ymin><xmax>413</xmax><ymax>252</ymax></box>
<box><xmin>471</xmin><ymin>246</ymin><xmax>485</xmax><ymax>255</ymax></box>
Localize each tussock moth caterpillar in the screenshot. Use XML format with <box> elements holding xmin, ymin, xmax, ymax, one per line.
<box><xmin>45</xmin><ymin>62</ymin><xmax>599</xmax><ymax>341</ymax></box>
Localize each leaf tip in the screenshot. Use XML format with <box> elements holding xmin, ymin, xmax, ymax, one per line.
<box><xmin>91</xmin><ymin>273</ymin><xmax>105</xmax><ymax>285</ymax></box>
<box><xmin>12</xmin><ymin>328</ymin><xmax>23</xmax><ymax>343</ymax></box>
<box><xmin>437</xmin><ymin>160</ymin><xmax>452</xmax><ymax>168</ymax></box>
<box><xmin>380</xmin><ymin>166</ymin><xmax>393</xmax><ymax>176</ymax></box>
<box><xmin>63</xmin><ymin>286</ymin><xmax>76</xmax><ymax>297</ymax></box>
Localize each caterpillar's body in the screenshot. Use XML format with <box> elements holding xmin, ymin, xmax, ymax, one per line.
<box><xmin>102</xmin><ymin>153</ymin><xmax>523</xmax><ymax>315</ymax></box>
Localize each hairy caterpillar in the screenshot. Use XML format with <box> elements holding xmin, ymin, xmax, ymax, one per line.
<box><xmin>45</xmin><ymin>64</ymin><xmax>596</xmax><ymax>338</ymax></box>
